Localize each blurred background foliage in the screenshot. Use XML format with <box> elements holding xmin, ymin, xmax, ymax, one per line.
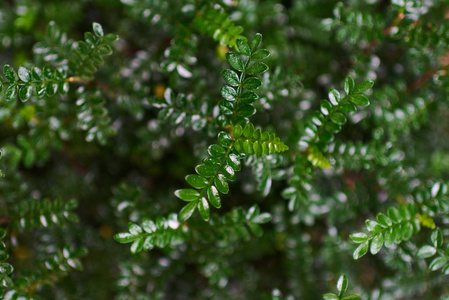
<box><xmin>1</xmin><ymin>0</ymin><xmax>449</xmax><ymax>299</ymax></box>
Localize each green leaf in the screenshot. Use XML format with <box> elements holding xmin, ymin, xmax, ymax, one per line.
<box><xmin>18</xmin><ymin>66</ymin><xmax>31</xmax><ymax>82</ymax></box>
<box><xmin>431</xmin><ymin>228</ymin><xmax>443</xmax><ymax>248</ymax></box>
<box><xmin>141</xmin><ymin>219</ymin><xmax>157</xmax><ymax>233</ymax></box>
<box><xmin>370</xmin><ymin>233</ymin><xmax>384</xmax><ymax>255</ymax></box>
<box><xmin>5</xmin><ymin>85</ymin><xmax>18</xmax><ymax>102</ymax></box>
<box><xmin>252</xmin><ymin>212</ymin><xmax>271</xmax><ymax>223</ymax></box>
<box><xmin>328</xmin><ymin>88</ymin><xmax>340</xmax><ymax>106</ymax></box>
<box><xmin>353</xmin><ymin>79</ymin><xmax>374</xmax><ymax>94</ymax></box>
<box><xmin>207</xmin><ymin>186</ymin><xmax>221</xmax><ymax>208</ymax></box>
<box><xmin>208</xmin><ymin>144</ymin><xmax>227</xmax><ymax>157</ymax></box>
<box><xmin>219</xmin><ymin>100</ymin><xmax>234</xmax><ymax>114</ymax></box>
<box><xmin>128</xmin><ymin>223</ymin><xmax>143</xmax><ymax>235</ymax></box>
<box><xmin>339</xmin><ymin>102</ymin><xmax>357</xmax><ymax>114</ymax></box>
<box><xmin>222</xmin><ymin>69</ymin><xmax>240</xmax><ymax>86</ymax></box>
<box><xmin>429</xmin><ymin>257</ymin><xmax>448</xmax><ymax>271</ymax></box>
<box><xmin>251</xmin><ymin>49</ymin><xmax>270</xmax><ymax>60</ymax></box>
<box><xmin>195</xmin><ymin>164</ymin><xmax>216</xmax><ymax>177</ymax></box>
<box><xmin>97</xmin><ymin>44</ymin><xmax>113</xmax><ymax>56</ymax></box>
<box><xmin>237</xmin><ymin>105</ymin><xmax>256</xmax><ymax>117</ymax></box>
<box><xmin>227</xmin><ymin>154</ymin><xmax>241</xmax><ymax>171</ymax></box>
<box><xmin>330</xmin><ymin>112</ymin><xmax>346</xmax><ymax>125</ymax></box>
<box><xmin>130</xmin><ymin>239</ymin><xmax>144</xmax><ymax>254</ymax></box>
<box><xmin>174</xmin><ymin>189</ymin><xmax>200</xmax><ymax>202</ymax></box>
<box><xmin>220</xmin><ymin>85</ymin><xmax>237</xmax><ymax>101</ymax></box>
<box><xmin>233</xmin><ymin>125</ymin><xmax>243</xmax><ymax>138</ymax></box>
<box><xmin>342</xmin><ymin>295</ymin><xmax>362</xmax><ymax>300</ymax></box>
<box><xmin>178</xmin><ymin>200</ymin><xmax>197</xmax><ymax>222</ymax></box>
<box><xmin>320</xmin><ymin>100</ymin><xmax>332</xmax><ymax>115</ymax></box>
<box><xmin>242</xmin><ymin>77</ymin><xmax>262</xmax><ymax>90</ymax></box>
<box><xmin>221</xmin><ymin>165</ymin><xmax>235</xmax><ymax>181</ymax></box>
<box><xmin>353</xmin><ymin>241</ymin><xmax>369</xmax><ymax>259</ymax></box>
<box><xmin>3</xmin><ymin>65</ymin><xmax>18</xmax><ymax>81</ymax></box>
<box><xmin>349</xmin><ymin>232</ymin><xmax>368</xmax><ymax>243</ymax></box>
<box><xmin>337</xmin><ymin>274</ymin><xmax>348</xmax><ymax>295</ymax></box>
<box><xmin>226</xmin><ymin>52</ymin><xmax>244</xmax><ymax>71</ymax></box>
<box><xmin>236</xmin><ymin>39</ymin><xmax>251</xmax><ymax>56</ymax></box>
<box><xmin>215</xmin><ymin>174</ymin><xmax>229</xmax><ymax>194</ymax></box>
<box><xmin>186</xmin><ymin>174</ymin><xmax>208</xmax><ymax>189</ymax></box>
<box><xmin>246</xmin><ymin>62</ymin><xmax>268</xmax><ymax>75</ymax></box>
<box><xmin>198</xmin><ymin>197</ymin><xmax>210</xmax><ymax>221</ymax></box>
<box><xmin>239</xmin><ymin>91</ymin><xmax>259</xmax><ymax>104</ymax></box>
<box><xmin>93</xmin><ymin>22</ymin><xmax>104</xmax><ymax>37</ymax></box>
<box><xmin>349</xmin><ymin>94</ymin><xmax>370</xmax><ymax>107</ymax></box>
<box><xmin>417</xmin><ymin>245</ymin><xmax>437</xmax><ymax>258</ymax></box>
<box><xmin>344</xmin><ymin>75</ymin><xmax>355</xmax><ymax>94</ymax></box>
<box><xmin>322</xmin><ymin>294</ymin><xmax>339</xmax><ymax>300</ymax></box>
<box><xmin>114</xmin><ymin>233</ymin><xmax>137</xmax><ymax>244</ymax></box>
<box><xmin>250</xmin><ymin>33</ymin><xmax>262</xmax><ymax>52</ymax></box>
<box><xmin>243</xmin><ymin>122</ymin><xmax>255</xmax><ymax>138</ymax></box>
<box><xmin>0</xmin><ymin>263</ymin><xmax>14</xmax><ymax>275</ymax></box>
<box><xmin>218</xmin><ymin>132</ymin><xmax>232</xmax><ymax>147</ymax></box>
<box><xmin>376</xmin><ymin>213</ymin><xmax>393</xmax><ymax>227</ymax></box>
<box><xmin>388</xmin><ymin>207</ymin><xmax>402</xmax><ymax>223</ymax></box>
<box><xmin>19</xmin><ymin>85</ymin><xmax>33</xmax><ymax>102</ymax></box>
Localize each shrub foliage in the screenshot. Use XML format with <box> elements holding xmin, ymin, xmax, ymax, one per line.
<box><xmin>1</xmin><ymin>0</ymin><xmax>449</xmax><ymax>299</ymax></box>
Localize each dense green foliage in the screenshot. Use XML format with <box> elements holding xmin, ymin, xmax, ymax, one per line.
<box><xmin>1</xmin><ymin>0</ymin><xmax>449</xmax><ymax>299</ymax></box>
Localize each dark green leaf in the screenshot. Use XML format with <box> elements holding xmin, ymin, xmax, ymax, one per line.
<box><xmin>195</xmin><ymin>164</ymin><xmax>216</xmax><ymax>177</ymax></box>
<box><xmin>186</xmin><ymin>174</ymin><xmax>208</xmax><ymax>189</ymax></box>
<box><xmin>353</xmin><ymin>79</ymin><xmax>374</xmax><ymax>94</ymax></box>
<box><xmin>236</xmin><ymin>39</ymin><xmax>251</xmax><ymax>56</ymax></box>
<box><xmin>130</xmin><ymin>239</ymin><xmax>144</xmax><ymax>254</ymax></box>
<box><xmin>215</xmin><ymin>174</ymin><xmax>229</xmax><ymax>194</ymax></box>
<box><xmin>198</xmin><ymin>197</ymin><xmax>210</xmax><ymax>221</ymax></box>
<box><xmin>3</xmin><ymin>65</ymin><xmax>17</xmax><ymax>81</ymax></box>
<box><xmin>323</xmin><ymin>294</ymin><xmax>339</xmax><ymax>300</ymax></box>
<box><xmin>97</xmin><ymin>44</ymin><xmax>113</xmax><ymax>56</ymax></box>
<box><xmin>220</xmin><ymin>85</ymin><xmax>237</xmax><ymax>101</ymax></box>
<box><xmin>250</xmin><ymin>33</ymin><xmax>262</xmax><ymax>52</ymax></box>
<box><xmin>227</xmin><ymin>154</ymin><xmax>241</xmax><ymax>171</ymax></box>
<box><xmin>349</xmin><ymin>94</ymin><xmax>370</xmax><ymax>106</ymax></box>
<box><xmin>320</xmin><ymin>100</ymin><xmax>332</xmax><ymax>115</ymax></box>
<box><xmin>342</xmin><ymin>295</ymin><xmax>362</xmax><ymax>300</ymax></box>
<box><xmin>344</xmin><ymin>75</ymin><xmax>355</xmax><ymax>94</ymax></box>
<box><xmin>226</xmin><ymin>52</ymin><xmax>244</xmax><ymax>71</ymax></box>
<box><xmin>208</xmin><ymin>144</ymin><xmax>226</xmax><ymax>158</ymax></box>
<box><xmin>178</xmin><ymin>200</ymin><xmax>197</xmax><ymax>222</ymax></box>
<box><xmin>93</xmin><ymin>22</ymin><xmax>104</xmax><ymax>37</ymax></box>
<box><xmin>174</xmin><ymin>189</ymin><xmax>200</xmax><ymax>202</ymax></box>
<box><xmin>251</xmin><ymin>49</ymin><xmax>270</xmax><ymax>60</ymax></box>
<box><xmin>222</xmin><ymin>69</ymin><xmax>240</xmax><ymax>86</ymax></box>
<box><xmin>339</xmin><ymin>102</ymin><xmax>357</xmax><ymax>114</ymax></box>
<box><xmin>239</xmin><ymin>91</ymin><xmax>259</xmax><ymax>104</ymax></box>
<box><xmin>246</xmin><ymin>62</ymin><xmax>268</xmax><ymax>75</ymax></box>
<box><xmin>328</xmin><ymin>88</ymin><xmax>340</xmax><ymax>106</ymax></box>
<box><xmin>5</xmin><ymin>85</ymin><xmax>18</xmax><ymax>102</ymax></box>
<box><xmin>219</xmin><ymin>100</ymin><xmax>234</xmax><ymax>114</ymax></box>
<box><xmin>330</xmin><ymin>112</ymin><xmax>346</xmax><ymax>125</ymax></box>
<box><xmin>237</xmin><ymin>105</ymin><xmax>256</xmax><ymax>117</ymax></box>
<box><xmin>218</xmin><ymin>132</ymin><xmax>232</xmax><ymax>146</ymax></box>
<box><xmin>18</xmin><ymin>66</ymin><xmax>31</xmax><ymax>82</ymax></box>
<box><xmin>252</xmin><ymin>212</ymin><xmax>271</xmax><ymax>223</ymax></box>
<box><xmin>19</xmin><ymin>85</ymin><xmax>33</xmax><ymax>102</ymax></box>
<box><xmin>431</xmin><ymin>228</ymin><xmax>443</xmax><ymax>248</ymax></box>
<box><xmin>221</xmin><ymin>165</ymin><xmax>235</xmax><ymax>181</ymax></box>
<box><xmin>242</xmin><ymin>77</ymin><xmax>262</xmax><ymax>90</ymax></box>
<box><xmin>207</xmin><ymin>186</ymin><xmax>221</xmax><ymax>208</ymax></box>
<box><xmin>114</xmin><ymin>233</ymin><xmax>137</xmax><ymax>244</ymax></box>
